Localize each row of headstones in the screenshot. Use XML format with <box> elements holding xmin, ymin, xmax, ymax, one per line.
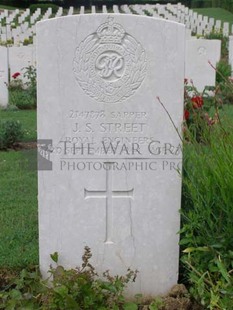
<box><xmin>0</xmin><ymin>3</ymin><xmax>232</xmax><ymax>45</ymax></box>
<box><xmin>122</xmin><ymin>3</ymin><xmax>232</xmax><ymax>37</ymax></box>
<box><xmin>1</xmin><ymin>3</ymin><xmax>232</xmax><ymax>108</ymax></box>
<box><xmin>0</xmin><ymin>35</ymin><xmax>223</xmax><ymax>107</ymax></box>
<box><xmin>120</xmin><ymin>2</ymin><xmax>233</xmax><ymax>82</ymax></box>
<box><xmin>0</xmin><ymin>5</ymin><xmax>117</xmax><ymax>46</ymax></box>
<box><xmin>0</xmin><ymin>7</ymin><xmax>36</xmax><ymax>44</ymax></box>
<box><xmin>0</xmin><ymin>2</ymin><xmax>232</xmax><ymax>46</ymax></box>
<box><xmin>0</xmin><ymin>6</ymin><xmax>70</xmax><ymax>45</ymax></box>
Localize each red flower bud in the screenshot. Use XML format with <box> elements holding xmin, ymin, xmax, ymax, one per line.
<box><xmin>12</xmin><ymin>72</ymin><xmax>20</xmax><ymax>79</ymax></box>
<box><xmin>191</xmin><ymin>96</ymin><xmax>203</xmax><ymax>109</ymax></box>
<box><xmin>184</xmin><ymin>109</ymin><xmax>190</xmax><ymax>120</ymax></box>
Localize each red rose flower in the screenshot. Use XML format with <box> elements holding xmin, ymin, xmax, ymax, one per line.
<box><xmin>184</xmin><ymin>109</ymin><xmax>190</xmax><ymax>120</ymax></box>
<box><xmin>12</xmin><ymin>72</ymin><xmax>20</xmax><ymax>79</ymax></box>
<box><xmin>191</xmin><ymin>96</ymin><xmax>203</xmax><ymax>109</ymax></box>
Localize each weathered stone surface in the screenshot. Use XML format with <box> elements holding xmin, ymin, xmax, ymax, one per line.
<box><xmin>185</xmin><ymin>38</ymin><xmax>221</xmax><ymax>92</ymax></box>
<box><xmin>37</xmin><ymin>14</ymin><xmax>185</xmax><ymax>297</ymax></box>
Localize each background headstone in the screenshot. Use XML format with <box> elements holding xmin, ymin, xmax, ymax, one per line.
<box><xmin>229</xmin><ymin>36</ymin><xmax>233</xmax><ymax>77</ymax></box>
<box><xmin>185</xmin><ymin>39</ymin><xmax>221</xmax><ymax>92</ymax></box>
<box><xmin>9</xmin><ymin>46</ymin><xmax>35</xmax><ymax>82</ymax></box>
<box><xmin>0</xmin><ymin>46</ymin><xmax>9</xmax><ymax>107</ymax></box>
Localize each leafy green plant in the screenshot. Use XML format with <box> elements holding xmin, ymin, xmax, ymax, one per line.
<box><xmin>0</xmin><ymin>247</ymin><xmax>139</xmax><ymax>309</ymax></box>
<box><xmin>183</xmin><ymin>79</ymin><xmax>219</xmax><ymax>143</ymax></box>
<box><xmin>158</xmin><ymin>73</ymin><xmax>233</xmax><ymax>308</ymax></box>
<box><xmin>216</xmin><ymin>60</ymin><xmax>231</xmax><ymax>84</ymax></box>
<box><xmin>0</xmin><ymin>120</ymin><xmax>23</xmax><ymax>150</ymax></box>
<box><xmin>181</xmin><ymin>94</ymin><xmax>233</xmax><ymax>309</ymax></box>
<box><xmin>23</xmin><ymin>37</ymin><xmax>33</xmax><ymax>46</ymax></box>
<box><xmin>211</xmin><ymin>59</ymin><xmax>233</xmax><ymax>106</ymax></box>
<box><xmin>29</xmin><ymin>3</ymin><xmax>59</xmax><ymax>14</ymax></box>
<box><xmin>9</xmin><ymin>88</ymin><xmax>35</xmax><ymax>110</ymax></box>
<box><xmin>23</xmin><ymin>65</ymin><xmax>37</xmax><ymax>108</ymax></box>
<box><xmin>8</xmin><ymin>66</ymin><xmax>37</xmax><ymax>109</ymax></box>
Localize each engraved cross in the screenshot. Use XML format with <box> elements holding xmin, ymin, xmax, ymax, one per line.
<box><xmin>84</xmin><ymin>163</ymin><xmax>134</xmax><ymax>244</ymax></box>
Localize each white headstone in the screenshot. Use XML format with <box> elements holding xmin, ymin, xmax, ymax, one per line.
<box><xmin>37</xmin><ymin>14</ymin><xmax>184</xmax><ymax>298</ymax></box>
<box><xmin>113</xmin><ymin>5</ymin><xmax>119</xmax><ymax>14</ymax></box>
<box><xmin>0</xmin><ymin>47</ymin><xmax>9</xmax><ymax>107</ymax></box>
<box><xmin>68</xmin><ymin>6</ymin><xmax>74</xmax><ymax>15</ymax></box>
<box><xmin>215</xmin><ymin>20</ymin><xmax>221</xmax><ymax>32</ymax></box>
<box><xmin>80</xmin><ymin>6</ymin><xmax>84</xmax><ymax>14</ymax></box>
<box><xmin>0</xmin><ymin>33</ymin><xmax>7</xmax><ymax>43</ymax></box>
<box><xmin>9</xmin><ymin>46</ymin><xmax>34</xmax><ymax>82</ymax></box>
<box><xmin>209</xmin><ymin>17</ymin><xmax>214</xmax><ymax>26</ymax></box>
<box><xmin>102</xmin><ymin>5</ymin><xmax>107</xmax><ymax>13</ymax></box>
<box><xmin>228</xmin><ymin>36</ymin><xmax>233</xmax><ymax>76</ymax></box>
<box><xmin>197</xmin><ymin>22</ymin><xmax>203</xmax><ymax>36</ymax></box>
<box><xmin>186</xmin><ymin>28</ymin><xmax>192</xmax><ymax>39</ymax></box>
<box><xmin>223</xmin><ymin>22</ymin><xmax>229</xmax><ymax>37</ymax></box>
<box><xmin>185</xmin><ymin>39</ymin><xmax>221</xmax><ymax>92</ymax></box>
<box><xmin>203</xmin><ymin>16</ymin><xmax>208</xmax><ymax>24</ymax></box>
<box><xmin>91</xmin><ymin>6</ymin><xmax>96</xmax><ymax>14</ymax></box>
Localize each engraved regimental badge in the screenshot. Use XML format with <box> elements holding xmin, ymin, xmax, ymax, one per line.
<box><xmin>73</xmin><ymin>17</ymin><xmax>147</xmax><ymax>103</ymax></box>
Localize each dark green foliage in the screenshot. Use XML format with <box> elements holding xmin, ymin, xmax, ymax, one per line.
<box><xmin>181</xmin><ymin>107</ymin><xmax>233</xmax><ymax>308</ymax></box>
<box><xmin>216</xmin><ymin>60</ymin><xmax>231</xmax><ymax>84</ymax></box>
<box><xmin>0</xmin><ymin>120</ymin><xmax>23</xmax><ymax>150</ymax></box>
<box><xmin>29</xmin><ymin>3</ymin><xmax>60</xmax><ymax>14</ymax></box>
<box><xmin>0</xmin><ymin>247</ymin><xmax>140</xmax><ymax>309</ymax></box>
<box><xmin>191</xmin><ymin>0</ymin><xmax>212</xmax><ymax>8</ymax></box>
<box><xmin>0</xmin><ymin>0</ymin><xmax>28</xmax><ymax>8</ymax></box>
<box><xmin>9</xmin><ymin>89</ymin><xmax>36</xmax><ymax>109</ymax></box>
<box><xmin>214</xmin><ymin>59</ymin><xmax>233</xmax><ymax>105</ymax></box>
<box><xmin>9</xmin><ymin>65</ymin><xmax>37</xmax><ymax>110</ymax></box>
<box><xmin>0</xmin><ymin>109</ymin><xmax>36</xmax><ymax>142</ymax></box>
<box><xmin>191</xmin><ymin>0</ymin><xmax>233</xmax><ymax>13</ymax></box>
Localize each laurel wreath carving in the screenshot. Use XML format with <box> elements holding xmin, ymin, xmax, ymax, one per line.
<box><xmin>73</xmin><ymin>30</ymin><xmax>147</xmax><ymax>103</ymax></box>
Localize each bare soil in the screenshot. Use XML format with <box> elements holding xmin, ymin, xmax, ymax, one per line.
<box><xmin>13</xmin><ymin>141</ymin><xmax>37</xmax><ymax>150</ymax></box>
<box><xmin>156</xmin><ymin>284</ymin><xmax>204</xmax><ymax>310</ymax></box>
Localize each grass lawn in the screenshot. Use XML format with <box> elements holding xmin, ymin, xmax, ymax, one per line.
<box><xmin>219</xmin><ymin>103</ymin><xmax>233</xmax><ymax>121</ymax></box>
<box><xmin>0</xmin><ymin>109</ymin><xmax>38</xmax><ymax>269</ymax></box>
<box><xmin>193</xmin><ymin>7</ymin><xmax>233</xmax><ymax>27</ymax></box>
<box><xmin>0</xmin><ymin>150</ymin><xmax>38</xmax><ymax>268</ymax></box>
<box><xmin>0</xmin><ymin>109</ymin><xmax>37</xmax><ymax>142</ymax></box>
<box><xmin>0</xmin><ymin>5</ymin><xmax>18</xmax><ymax>10</ymax></box>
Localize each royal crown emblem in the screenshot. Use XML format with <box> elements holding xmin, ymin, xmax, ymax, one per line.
<box><xmin>73</xmin><ymin>16</ymin><xmax>147</xmax><ymax>103</ymax></box>
<box><xmin>97</xmin><ymin>17</ymin><xmax>125</xmax><ymax>44</ymax></box>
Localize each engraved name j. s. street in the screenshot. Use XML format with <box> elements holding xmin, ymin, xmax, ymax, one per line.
<box><xmin>72</xmin><ymin>122</ymin><xmax>147</xmax><ymax>133</ymax></box>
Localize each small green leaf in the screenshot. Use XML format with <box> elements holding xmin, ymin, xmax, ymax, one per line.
<box><xmin>183</xmin><ymin>247</ymin><xmax>196</xmax><ymax>253</ymax></box>
<box><xmin>50</xmin><ymin>252</ymin><xmax>58</xmax><ymax>263</ymax></box>
<box><xmin>216</xmin><ymin>259</ymin><xmax>230</xmax><ymax>284</ymax></box>
<box><xmin>54</xmin><ymin>285</ymin><xmax>68</xmax><ymax>297</ymax></box>
<box><xmin>123</xmin><ymin>302</ymin><xmax>138</xmax><ymax>310</ymax></box>
<box><xmin>196</xmin><ymin>246</ymin><xmax>210</xmax><ymax>252</ymax></box>
<box><xmin>179</xmin><ymin>238</ymin><xmax>192</xmax><ymax>245</ymax></box>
